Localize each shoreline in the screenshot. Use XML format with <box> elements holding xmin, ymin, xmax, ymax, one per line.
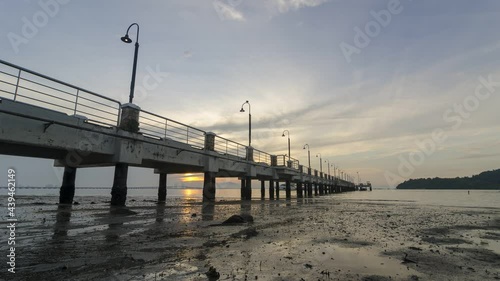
<box><xmin>1</xmin><ymin>192</ymin><xmax>499</xmax><ymax>280</ymax></box>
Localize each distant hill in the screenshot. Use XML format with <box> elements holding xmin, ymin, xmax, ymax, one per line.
<box><xmin>396</xmin><ymin>169</ymin><xmax>500</xmax><ymax>190</ymax></box>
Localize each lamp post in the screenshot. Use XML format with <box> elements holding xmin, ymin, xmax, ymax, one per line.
<box><xmin>282</xmin><ymin>130</ymin><xmax>291</xmax><ymax>161</ymax></box>
<box><xmin>121</xmin><ymin>23</ymin><xmax>140</xmax><ymax>104</ymax></box>
<box><xmin>316</xmin><ymin>153</ymin><xmax>322</xmax><ymax>174</ymax></box>
<box><xmin>303</xmin><ymin>144</ymin><xmax>311</xmax><ymax>169</ymax></box>
<box><xmin>325</xmin><ymin>159</ymin><xmax>331</xmax><ymax>176</ymax></box>
<box><xmin>240</xmin><ymin>100</ymin><xmax>251</xmax><ymax>147</ymax></box>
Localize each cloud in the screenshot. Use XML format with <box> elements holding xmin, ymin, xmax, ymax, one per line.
<box><xmin>272</xmin><ymin>0</ymin><xmax>330</xmax><ymax>13</ymax></box>
<box><xmin>213</xmin><ymin>1</ymin><xmax>245</xmax><ymax>21</ymax></box>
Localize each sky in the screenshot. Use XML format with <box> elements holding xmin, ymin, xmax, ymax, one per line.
<box><xmin>1</xmin><ymin>0</ymin><xmax>500</xmax><ymax>189</ymax></box>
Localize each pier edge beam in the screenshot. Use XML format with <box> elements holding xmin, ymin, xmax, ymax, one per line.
<box><xmin>59</xmin><ymin>166</ymin><xmax>77</xmax><ymax>204</ymax></box>
<box><xmin>158</xmin><ymin>173</ymin><xmax>167</xmax><ymax>202</ymax></box>
<box><xmin>111</xmin><ymin>103</ymin><xmax>140</xmax><ymax>206</ymax></box>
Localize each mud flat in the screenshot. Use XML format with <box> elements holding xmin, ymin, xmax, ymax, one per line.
<box><xmin>0</xmin><ymin>193</ymin><xmax>499</xmax><ymax>281</ymax></box>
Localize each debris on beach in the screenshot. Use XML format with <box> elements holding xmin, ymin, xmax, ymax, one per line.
<box><xmin>206</xmin><ymin>266</ymin><xmax>220</xmax><ymax>280</ymax></box>
<box><xmin>231</xmin><ymin>227</ymin><xmax>259</xmax><ymax>239</ymax></box>
<box><xmin>402</xmin><ymin>253</ymin><xmax>417</xmax><ymax>264</ymax></box>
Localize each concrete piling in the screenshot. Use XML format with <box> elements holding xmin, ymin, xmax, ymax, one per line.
<box><xmin>158</xmin><ymin>173</ymin><xmax>167</xmax><ymax>203</ymax></box>
<box><xmin>260</xmin><ymin>180</ymin><xmax>265</xmax><ymax>199</ymax></box>
<box><xmin>246</xmin><ymin>177</ymin><xmax>252</xmax><ymax>200</ymax></box>
<box><xmin>269</xmin><ymin>180</ymin><xmax>275</xmax><ymax>200</ymax></box>
<box><xmin>297</xmin><ymin>182</ymin><xmax>303</xmax><ymax>198</ymax></box>
<box><xmin>275</xmin><ymin>181</ymin><xmax>280</xmax><ymax>199</ymax></box>
<box><xmin>111</xmin><ymin>163</ymin><xmax>129</xmax><ymax>206</ymax></box>
<box><xmin>59</xmin><ymin>166</ymin><xmax>76</xmax><ymax>204</ymax></box>
<box><xmin>203</xmin><ymin>172</ymin><xmax>216</xmax><ymax>202</ymax></box>
<box><xmin>111</xmin><ymin>103</ymin><xmax>140</xmax><ymax>206</ymax></box>
<box><xmin>285</xmin><ymin>180</ymin><xmax>291</xmax><ymax>199</ymax></box>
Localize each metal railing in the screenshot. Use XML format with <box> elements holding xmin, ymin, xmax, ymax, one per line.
<box><xmin>253</xmin><ymin>149</ymin><xmax>272</xmax><ymax>166</ymax></box>
<box><xmin>0</xmin><ymin>59</ymin><xmax>121</xmax><ymax>127</ymax></box>
<box><xmin>276</xmin><ymin>155</ymin><xmax>300</xmax><ymax>170</ymax></box>
<box><xmin>0</xmin><ymin>59</ymin><xmax>314</xmax><ymax>170</ymax></box>
<box><xmin>213</xmin><ymin>136</ymin><xmax>247</xmax><ymax>159</ymax></box>
<box><xmin>138</xmin><ymin>109</ymin><xmax>206</xmax><ymax>149</ymax></box>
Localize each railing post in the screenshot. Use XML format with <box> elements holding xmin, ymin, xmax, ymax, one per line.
<box><xmin>246</xmin><ymin>146</ymin><xmax>254</xmax><ymax>162</ymax></box>
<box><xmin>13</xmin><ymin>69</ymin><xmax>21</xmax><ymax>101</ymax></box>
<box><xmin>73</xmin><ymin>89</ymin><xmax>80</xmax><ymax>115</ymax></box>
<box><xmin>186</xmin><ymin>127</ymin><xmax>189</xmax><ymax>144</ymax></box>
<box><xmin>164</xmin><ymin>120</ymin><xmax>167</xmax><ymax>139</ymax></box>
<box><xmin>204</xmin><ymin>132</ymin><xmax>216</xmax><ymax>151</ymax></box>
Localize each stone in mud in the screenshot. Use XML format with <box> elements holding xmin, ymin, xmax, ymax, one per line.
<box><xmin>206</xmin><ymin>266</ymin><xmax>220</xmax><ymax>280</ymax></box>
<box><xmin>222</xmin><ymin>214</ymin><xmax>254</xmax><ymax>225</ymax></box>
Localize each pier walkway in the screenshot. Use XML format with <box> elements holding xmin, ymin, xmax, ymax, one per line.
<box><xmin>0</xmin><ymin>59</ymin><xmax>355</xmax><ymax>205</ymax></box>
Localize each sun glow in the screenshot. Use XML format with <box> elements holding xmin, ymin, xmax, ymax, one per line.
<box><xmin>180</xmin><ymin>173</ymin><xmax>204</xmax><ymax>182</ymax></box>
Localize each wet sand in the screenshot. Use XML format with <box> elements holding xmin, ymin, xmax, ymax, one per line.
<box><xmin>1</xmin><ymin>193</ymin><xmax>499</xmax><ymax>281</ymax></box>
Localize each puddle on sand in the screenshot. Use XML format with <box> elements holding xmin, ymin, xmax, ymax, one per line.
<box><xmin>207</xmin><ymin>238</ymin><xmax>420</xmax><ymax>280</ymax></box>
<box><xmin>462</xmin><ymin>229</ymin><xmax>500</xmax><ymax>255</ymax></box>
<box><xmin>143</xmin><ymin>262</ymin><xmax>201</xmax><ymax>281</ymax></box>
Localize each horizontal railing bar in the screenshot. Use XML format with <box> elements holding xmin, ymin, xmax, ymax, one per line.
<box><xmin>16</xmin><ymin>94</ymin><xmax>75</xmax><ymax>112</ymax></box>
<box><xmin>18</xmin><ymin>85</ymin><xmax>76</xmax><ymax>104</ymax></box>
<box><xmin>0</xmin><ymin>89</ymin><xmax>14</xmax><ymax>96</ymax></box>
<box><xmin>76</xmin><ymin>110</ymin><xmax>117</xmax><ymax>123</ymax></box>
<box><xmin>76</xmin><ymin>94</ymin><xmax>120</xmax><ymax>110</ymax></box>
<box><xmin>0</xmin><ymin>80</ymin><xmax>16</xmax><ymax>88</ymax></box>
<box><xmin>76</xmin><ymin>103</ymin><xmax>118</xmax><ymax>117</ymax></box>
<box><xmin>0</xmin><ymin>70</ymin><xmax>18</xmax><ymax>79</ymax></box>
<box><xmin>20</xmin><ymin>76</ymin><xmax>77</xmax><ymax>97</ymax></box>
<box><xmin>139</xmin><ymin>109</ymin><xmax>205</xmax><ymax>134</ymax></box>
<box><xmin>0</xmin><ymin>59</ymin><xmax>121</xmax><ymax>105</ymax></box>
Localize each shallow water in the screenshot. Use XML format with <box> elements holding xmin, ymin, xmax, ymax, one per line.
<box><xmin>8</xmin><ymin>187</ymin><xmax>500</xmax><ymax>209</ymax></box>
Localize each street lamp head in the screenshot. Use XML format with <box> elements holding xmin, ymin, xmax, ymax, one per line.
<box><xmin>240</xmin><ymin>108</ymin><xmax>245</xmax><ymax>113</ymax></box>
<box><xmin>282</xmin><ymin>133</ymin><xmax>285</xmax><ymax>137</ymax></box>
<box><xmin>121</xmin><ymin>34</ymin><xmax>132</xmax><ymax>43</ymax></box>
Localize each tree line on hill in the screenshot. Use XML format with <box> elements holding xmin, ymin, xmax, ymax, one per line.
<box><xmin>396</xmin><ymin>169</ymin><xmax>500</xmax><ymax>190</ymax></box>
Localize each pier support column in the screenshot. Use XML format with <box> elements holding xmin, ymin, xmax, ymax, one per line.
<box><xmin>275</xmin><ymin>181</ymin><xmax>280</xmax><ymax>199</ymax></box>
<box><xmin>314</xmin><ymin>183</ymin><xmax>318</xmax><ymax>196</ymax></box>
<box><xmin>269</xmin><ymin>180</ymin><xmax>275</xmax><ymax>200</ymax></box>
<box><xmin>203</xmin><ymin>172</ymin><xmax>216</xmax><ymax>202</ymax></box>
<box><xmin>158</xmin><ymin>173</ymin><xmax>167</xmax><ymax>203</ymax></box>
<box><xmin>240</xmin><ymin>178</ymin><xmax>245</xmax><ymax>199</ymax></box>
<box><xmin>297</xmin><ymin>182</ymin><xmax>303</xmax><ymax>198</ymax></box>
<box><xmin>308</xmin><ymin>182</ymin><xmax>313</xmax><ymax>197</ymax></box>
<box><xmin>285</xmin><ymin>180</ymin><xmax>291</xmax><ymax>199</ymax></box>
<box><xmin>242</xmin><ymin>177</ymin><xmax>252</xmax><ymax>200</ymax></box>
<box><xmin>319</xmin><ymin>183</ymin><xmax>324</xmax><ymax>196</ymax></box>
<box><xmin>59</xmin><ymin>166</ymin><xmax>77</xmax><ymax>204</ymax></box>
<box><xmin>111</xmin><ymin>103</ymin><xmax>140</xmax><ymax>206</ymax></box>
<box><xmin>111</xmin><ymin>163</ymin><xmax>129</xmax><ymax>206</ymax></box>
<box><xmin>260</xmin><ymin>180</ymin><xmax>265</xmax><ymax>199</ymax></box>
